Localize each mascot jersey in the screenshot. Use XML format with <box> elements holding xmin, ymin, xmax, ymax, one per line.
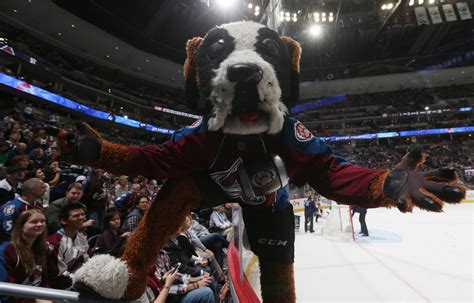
<box><xmin>121</xmin><ymin>118</ymin><xmax>380</xmax><ymax>210</ymax></box>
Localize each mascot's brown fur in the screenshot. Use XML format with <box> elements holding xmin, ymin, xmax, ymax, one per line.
<box><xmin>64</xmin><ymin>21</ymin><xmax>466</xmax><ymax>302</ymax></box>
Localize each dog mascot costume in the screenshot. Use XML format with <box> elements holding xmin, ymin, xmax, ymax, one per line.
<box><xmin>58</xmin><ymin>21</ymin><xmax>466</xmax><ymax>302</ymax></box>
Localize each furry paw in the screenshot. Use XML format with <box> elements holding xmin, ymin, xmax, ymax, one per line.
<box><xmin>73</xmin><ymin>254</ymin><xmax>129</xmax><ymax>299</ymax></box>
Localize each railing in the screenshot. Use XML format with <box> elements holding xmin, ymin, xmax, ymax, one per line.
<box><xmin>0</xmin><ymin>283</ymin><xmax>138</xmax><ymax>303</ymax></box>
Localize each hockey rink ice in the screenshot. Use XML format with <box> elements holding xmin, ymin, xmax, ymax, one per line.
<box><xmin>293</xmin><ymin>203</ymin><xmax>473</xmax><ymax>302</ymax></box>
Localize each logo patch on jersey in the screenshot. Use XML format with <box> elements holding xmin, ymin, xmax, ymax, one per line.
<box><xmin>251</xmin><ymin>169</ymin><xmax>276</xmax><ymax>188</ymax></box>
<box><xmin>3</xmin><ymin>205</ymin><xmax>15</xmax><ymax>216</ymax></box>
<box><xmin>209</xmin><ymin>158</ymin><xmax>266</xmax><ymax>205</ymax></box>
<box><xmin>294</xmin><ymin>121</ymin><xmax>313</xmax><ymax>142</ymax></box>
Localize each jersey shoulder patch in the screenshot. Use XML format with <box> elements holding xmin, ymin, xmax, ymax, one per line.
<box><xmin>171</xmin><ymin>119</ymin><xmax>208</xmax><ymax>142</ymax></box>
<box><xmin>293</xmin><ymin>121</ymin><xmax>314</xmax><ymax>142</ymax></box>
<box><xmin>2</xmin><ymin>205</ymin><xmax>16</xmax><ymax>216</ymax></box>
<box><xmin>282</xmin><ymin>119</ymin><xmax>332</xmax><ymax>156</ymax></box>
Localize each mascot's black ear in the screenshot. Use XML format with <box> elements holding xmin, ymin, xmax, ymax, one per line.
<box><xmin>280</xmin><ymin>36</ymin><xmax>301</xmax><ymax>110</ymax></box>
<box><xmin>183</xmin><ymin>37</ymin><xmax>204</xmax><ymax>111</ymax></box>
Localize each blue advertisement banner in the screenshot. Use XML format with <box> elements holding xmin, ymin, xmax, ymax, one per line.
<box><xmin>0</xmin><ymin>73</ymin><xmax>174</xmax><ymax>134</ymax></box>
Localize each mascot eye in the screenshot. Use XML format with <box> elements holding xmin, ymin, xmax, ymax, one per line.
<box><xmin>209</xmin><ymin>39</ymin><xmax>225</xmax><ymax>59</ymax></box>
<box><xmin>262</xmin><ymin>38</ymin><xmax>280</xmax><ymax>57</ymax></box>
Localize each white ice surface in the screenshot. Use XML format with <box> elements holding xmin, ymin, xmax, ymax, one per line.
<box><xmin>294</xmin><ymin>203</ymin><xmax>473</xmax><ymax>302</ymax></box>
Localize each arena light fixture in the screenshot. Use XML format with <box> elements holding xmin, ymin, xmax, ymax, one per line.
<box><xmin>309</xmin><ymin>24</ymin><xmax>323</xmax><ymax>37</ymax></box>
<box><xmin>248</xmin><ymin>3</ymin><xmax>253</xmax><ymax>9</ymax></box>
<box><xmin>216</xmin><ymin>0</ymin><xmax>236</xmax><ymax>9</ymax></box>
<box><xmin>381</xmin><ymin>4</ymin><xmax>387</xmax><ymax>9</ymax></box>
<box><xmin>409</xmin><ymin>0</ymin><xmax>415</xmax><ymax>5</ymax></box>
<box><xmin>429</xmin><ymin>0</ymin><xmax>435</xmax><ymax>3</ymax></box>
<box><xmin>387</xmin><ymin>3</ymin><xmax>394</xmax><ymax>9</ymax></box>
<box><xmin>418</xmin><ymin>0</ymin><xmax>424</xmax><ymax>4</ymax></box>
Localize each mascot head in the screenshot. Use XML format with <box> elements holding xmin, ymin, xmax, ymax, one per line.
<box><xmin>184</xmin><ymin>21</ymin><xmax>301</xmax><ymax>135</ymax></box>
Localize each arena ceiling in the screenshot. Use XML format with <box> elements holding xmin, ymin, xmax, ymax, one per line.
<box><xmin>0</xmin><ymin>0</ymin><xmax>473</xmax><ymax>83</ymax></box>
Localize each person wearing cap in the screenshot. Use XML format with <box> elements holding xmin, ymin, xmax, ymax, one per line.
<box><xmin>0</xmin><ymin>165</ymin><xmax>27</xmax><ymax>206</ymax></box>
<box><xmin>0</xmin><ymin>138</ymin><xmax>10</xmax><ymax>167</ymax></box>
<box><xmin>0</xmin><ymin>178</ymin><xmax>45</xmax><ymax>242</ymax></box>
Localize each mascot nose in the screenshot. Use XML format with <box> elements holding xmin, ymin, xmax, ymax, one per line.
<box><xmin>227</xmin><ymin>64</ymin><xmax>263</xmax><ymax>84</ymax></box>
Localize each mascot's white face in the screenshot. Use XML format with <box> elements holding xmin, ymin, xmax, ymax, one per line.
<box><xmin>184</xmin><ymin>21</ymin><xmax>301</xmax><ymax>135</ymax></box>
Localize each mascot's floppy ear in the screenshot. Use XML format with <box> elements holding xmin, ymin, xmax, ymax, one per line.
<box><xmin>280</xmin><ymin>36</ymin><xmax>302</xmax><ymax>110</ymax></box>
<box><xmin>183</xmin><ymin>37</ymin><xmax>203</xmax><ymax>111</ymax></box>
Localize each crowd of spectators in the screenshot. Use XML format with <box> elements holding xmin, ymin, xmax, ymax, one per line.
<box><xmin>0</xmin><ymin>102</ymin><xmax>231</xmax><ymax>302</ymax></box>
<box><xmin>330</xmin><ymin>138</ymin><xmax>473</xmax><ymax>187</ymax></box>
<box><xmin>1</xmin><ymin>23</ymin><xmax>196</xmax><ymax>131</ymax></box>
<box><xmin>296</xmin><ymin>84</ymin><xmax>474</xmax><ymax>136</ymax></box>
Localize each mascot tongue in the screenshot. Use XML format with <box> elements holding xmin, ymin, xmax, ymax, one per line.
<box><xmin>234</xmin><ymin>82</ymin><xmax>261</xmax><ymax>122</ymax></box>
<box><xmin>239</xmin><ymin>112</ymin><xmax>260</xmax><ymax>121</ymax></box>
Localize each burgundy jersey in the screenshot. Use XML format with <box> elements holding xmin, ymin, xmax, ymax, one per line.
<box><xmin>3</xmin><ymin>243</ymin><xmax>48</xmax><ymax>303</ymax></box>
<box><xmin>114</xmin><ymin>119</ymin><xmax>381</xmax><ymax>209</ymax></box>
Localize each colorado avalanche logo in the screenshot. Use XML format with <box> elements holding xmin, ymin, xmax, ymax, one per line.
<box><xmin>3</xmin><ymin>205</ymin><xmax>15</xmax><ymax>216</ymax></box>
<box><xmin>209</xmin><ymin>158</ymin><xmax>266</xmax><ymax>205</ymax></box>
<box><xmin>294</xmin><ymin>121</ymin><xmax>313</xmax><ymax>142</ymax></box>
<box><xmin>251</xmin><ymin>169</ymin><xmax>276</xmax><ymax>188</ymax></box>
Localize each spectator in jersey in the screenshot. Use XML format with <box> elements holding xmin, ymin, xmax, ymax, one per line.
<box><xmin>0</xmin><ymin>178</ymin><xmax>45</xmax><ymax>242</ymax></box>
<box><xmin>0</xmin><ymin>165</ymin><xmax>27</xmax><ymax>205</ymax></box>
<box><xmin>351</xmin><ymin>206</ymin><xmax>369</xmax><ymax>237</ymax></box>
<box><xmin>2</xmin><ymin>209</ymin><xmax>49</xmax><ymax>299</ymax></box>
<box><xmin>44</xmin><ymin>182</ymin><xmax>93</xmax><ymax>235</ymax></box>
<box><xmin>121</xmin><ymin>194</ymin><xmax>151</xmax><ymax>233</ymax></box>
<box><xmin>113</xmin><ymin>183</ymin><xmax>141</xmax><ymax>216</ymax></box>
<box><xmin>47</xmin><ymin>203</ymin><xmax>90</xmax><ymax>289</ymax></box>
<box><xmin>209</xmin><ymin>205</ymin><xmax>233</xmax><ymax>241</ymax></box>
<box><xmin>94</xmin><ymin>208</ymin><xmax>130</xmax><ymax>257</ymax></box>
<box><xmin>304</xmin><ymin>191</ymin><xmax>317</xmax><ymax>233</ymax></box>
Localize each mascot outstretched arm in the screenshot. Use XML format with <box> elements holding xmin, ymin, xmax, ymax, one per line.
<box><xmin>58</xmin><ymin>21</ymin><xmax>466</xmax><ymax>302</ymax></box>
